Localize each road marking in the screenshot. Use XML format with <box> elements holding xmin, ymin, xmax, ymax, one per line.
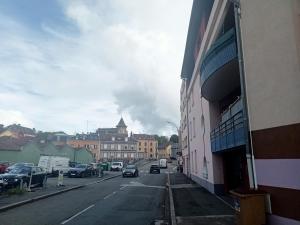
<box><xmin>120</xmin><ymin>186</ymin><xmax>127</xmax><ymax>190</ymax></box>
<box><xmin>103</xmin><ymin>191</ymin><xmax>116</xmax><ymax>199</ymax></box>
<box><xmin>121</xmin><ymin>181</ymin><xmax>166</xmax><ymax>189</ymax></box>
<box><xmin>61</xmin><ymin>204</ymin><xmax>94</xmax><ymax>224</ymax></box>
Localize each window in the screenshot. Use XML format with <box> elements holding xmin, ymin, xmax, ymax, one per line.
<box><xmin>193</xmin><ymin>117</ymin><xmax>196</xmax><ymax>137</ymax></box>
<box><xmin>131</xmin><ymin>145</ymin><xmax>134</xmax><ymax>150</ymax></box>
<box><xmin>139</xmin><ymin>147</ymin><xmax>141</xmax><ymax>151</ymax></box>
<box><xmin>125</xmin><ymin>137</ymin><xmax>128</xmax><ymax>142</ymax></box>
<box><xmin>150</xmin><ymin>142</ymin><xmax>152</xmax><ymax>146</ymax></box>
<box><xmin>125</xmin><ymin>145</ymin><xmax>127</xmax><ymax>150</ymax></box>
<box><xmin>139</xmin><ymin>142</ymin><xmax>141</xmax><ymax>146</ymax></box>
<box><xmin>194</xmin><ymin>150</ymin><xmax>197</xmax><ymax>174</ymax></box>
<box><xmin>118</xmin><ymin>144</ymin><xmax>121</xmax><ymax>150</ymax></box>
<box><xmin>189</xmin><ymin>121</ymin><xmax>192</xmax><ymax>140</ymax></box>
<box><xmin>144</xmin><ymin>142</ymin><xmax>147</xmax><ymax>146</ymax></box>
<box><xmin>150</xmin><ymin>148</ymin><xmax>152</xmax><ymax>152</ymax></box>
<box><xmin>112</xmin><ymin>137</ymin><xmax>115</xmax><ymax>141</ymax></box>
<box><xmin>104</xmin><ymin>144</ymin><xmax>107</xmax><ymax>149</ymax></box>
<box><xmin>111</xmin><ymin>144</ymin><xmax>115</xmax><ymax>149</ymax></box>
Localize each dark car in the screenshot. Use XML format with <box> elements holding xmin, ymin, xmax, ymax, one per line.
<box><xmin>0</xmin><ymin>166</ymin><xmax>47</xmax><ymax>190</ymax></box>
<box><xmin>5</xmin><ymin>162</ymin><xmax>34</xmax><ymax>173</ymax></box>
<box><xmin>149</xmin><ymin>164</ymin><xmax>160</xmax><ymax>174</ymax></box>
<box><xmin>67</xmin><ymin>164</ymin><xmax>93</xmax><ymax>178</ymax></box>
<box><xmin>122</xmin><ymin>165</ymin><xmax>139</xmax><ymax>177</ymax></box>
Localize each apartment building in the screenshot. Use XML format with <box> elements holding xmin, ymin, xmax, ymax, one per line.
<box><xmin>132</xmin><ymin>134</ymin><xmax>158</xmax><ymax>159</ymax></box>
<box><xmin>98</xmin><ymin>118</ymin><xmax>138</xmax><ymax>161</ymax></box>
<box><xmin>157</xmin><ymin>143</ymin><xmax>171</xmax><ymax>159</ymax></box>
<box><xmin>67</xmin><ymin>133</ymin><xmax>100</xmax><ymax>162</ymax></box>
<box><xmin>180</xmin><ymin>0</ymin><xmax>300</xmax><ymax>224</ymax></box>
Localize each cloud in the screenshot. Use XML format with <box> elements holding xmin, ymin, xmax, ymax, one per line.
<box><xmin>0</xmin><ymin>0</ymin><xmax>192</xmax><ymax>135</ymax></box>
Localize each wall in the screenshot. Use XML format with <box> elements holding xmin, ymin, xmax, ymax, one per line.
<box><xmin>0</xmin><ymin>143</ymin><xmax>94</xmax><ymax>165</ymax></box>
<box><xmin>240</xmin><ymin>0</ymin><xmax>300</xmax><ymax>223</ymax></box>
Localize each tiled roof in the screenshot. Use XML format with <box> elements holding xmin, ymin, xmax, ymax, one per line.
<box><xmin>132</xmin><ymin>134</ymin><xmax>156</xmax><ymax>140</ymax></box>
<box><xmin>0</xmin><ymin>136</ymin><xmax>33</xmax><ymax>151</ymax></box>
<box><xmin>4</xmin><ymin>124</ymin><xmax>35</xmax><ymax>135</ymax></box>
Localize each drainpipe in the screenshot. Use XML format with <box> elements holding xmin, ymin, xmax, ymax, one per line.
<box><xmin>233</xmin><ymin>0</ymin><xmax>258</xmax><ymax>189</ymax></box>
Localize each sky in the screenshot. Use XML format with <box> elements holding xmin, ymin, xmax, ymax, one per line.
<box><xmin>0</xmin><ymin>0</ymin><xmax>192</xmax><ymax>136</ymax></box>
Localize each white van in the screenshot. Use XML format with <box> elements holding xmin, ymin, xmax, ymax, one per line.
<box><xmin>38</xmin><ymin>156</ymin><xmax>70</xmax><ymax>175</ymax></box>
<box><xmin>111</xmin><ymin>162</ymin><xmax>123</xmax><ymax>171</ymax></box>
<box><xmin>159</xmin><ymin>159</ymin><xmax>167</xmax><ymax>169</ymax></box>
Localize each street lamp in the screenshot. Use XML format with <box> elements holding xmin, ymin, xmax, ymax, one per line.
<box><xmin>166</xmin><ymin>121</ymin><xmax>181</xmax><ymax>157</ymax></box>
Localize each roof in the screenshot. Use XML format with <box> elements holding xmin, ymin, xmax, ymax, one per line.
<box><xmin>181</xmin><ymin>0</ymin><xmax>214</xmax><ymax>79</ymax></box>
<box><xmin>4</xmin><ymin>124</ymin><xmax>35</xmax><ymax>135</ymax></box>
<box><xmin>132</xmin><ymin>134</ymin><xmax>156</xmax><ymax>141</ymax></box>
<box><xmin>116</xmin><ymin>118</ymin><xmax>127</xmax><ymax>128</ymax></box>
<box><xmin>0</xmin><ymin>136</ymin><xmax>33</xmax><ymax>151</ymax></box>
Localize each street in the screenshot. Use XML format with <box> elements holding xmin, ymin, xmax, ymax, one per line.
<box><xmin>0</xmin><ymin>162</ymin><xmax>170</xmax><ymax>225</ymax></box>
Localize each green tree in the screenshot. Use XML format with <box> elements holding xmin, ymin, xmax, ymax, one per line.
<box><xmin>169</xmin><ymin>134</ymin><xmax>178</xmax><ymax>143</ymax></box>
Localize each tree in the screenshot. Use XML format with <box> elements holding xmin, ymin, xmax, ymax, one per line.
<box><xmin>169</xmin><ymin>134</ymin><xmax>179</xmax><ymax>143</ymax></box>
<box><xmin>154</xmin><ymin>135</ymin><xmax>169</xmax><ymax>145</ymax></box>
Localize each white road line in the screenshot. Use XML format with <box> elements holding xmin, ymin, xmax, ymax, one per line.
<box><xmin>120</xmin><ymin>186</ymin><xmax>127</xmax><ymax>190</ymax></box>
<box><xmin>103</xmin><ymin>191</ymin><xmax>116</xmax><ymax>199</ymax></box>
<box><xmin>61</xmin><ymin>204</ymin><xmax>95</xmax><ymax>224</ymax></box>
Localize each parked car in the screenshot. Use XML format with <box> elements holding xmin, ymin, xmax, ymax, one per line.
<box><xmin>38</xmin><ymin>156</ymin><xmax>70</xmax><ymax>176</ymax></box>
<box><xmin>67</xmin><ymin>164</ymin><xmax>93</xmax><ymax>178</ymax></box>
<box><xmin>0</xmin><ymin>162</ymin><xmax>10</xmax><ymax>174</ymax></box>
<box><xmin>111</xmin><ymin>162</ymin><xmax>123</xmax><ymax>171</ymax></box>
<box><xmin>5</xmin><ymin>162</ymin><xmax>34</xmax><ymax>173</ymax></box>
<box><xmin>122</xmin><ymin>164</ymin><xmax>139</xmax><ymax>177</ymax></box>
<box><xmin>149</xmin><ymin>164</ymin><xmax>160</xmax><ymax>174</ymax></box>
<box><xmin>0</xmin><ymin>166</ymin><xmax>47</xmax><ymax>189</ymax></box>
<box><xmin>159</xmin><ymin>159</ymin><xmax>167</xmax><ymax>168</ymax></box>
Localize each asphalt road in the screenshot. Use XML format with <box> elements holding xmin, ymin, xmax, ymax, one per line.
<box><xmin>0</xmin><ymin>162</ymin><xmax>169</xmax><ymax>225</ymax></box>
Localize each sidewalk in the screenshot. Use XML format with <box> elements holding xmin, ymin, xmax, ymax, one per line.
<box><xmin>169</xmin><ymin>172</ymin><xmax>236</xmax><ymax>225</ymax></box>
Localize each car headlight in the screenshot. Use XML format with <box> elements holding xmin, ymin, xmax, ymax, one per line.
<box><xmin>14</xmin><ymin>178</ymin><xmax>19</xmax><ymax>182</ymax></box>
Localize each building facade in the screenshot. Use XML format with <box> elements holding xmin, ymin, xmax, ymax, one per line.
<box><xmin>157</xmin><ymin>144</ymin><xmax>171</xmax><ymax>159</ymax></box>
<box><xmin>132</xmin><ymin>134</ymin><xmax>158</xmax><ymax>159</ymax></box>
<box><xmin>97</xmin><ymin>118</ymin><xmax>138</xmax><ymax>161</ymax></box>
<box><xmin>67</xmin><ymin>133</ymin><xmax>100</xmax><ymax>162</ymax></box>
<box><xmin>180</xmin><ymin>0</ymin><xmax>300</xmax><ymax>224</ymax></box>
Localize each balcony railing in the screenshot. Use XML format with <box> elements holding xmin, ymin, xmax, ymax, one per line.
<box><xmin>200</xmin><ymin>28</ymin><xmax>237</xmax><ymax>85</ymax></box>
<box><xmin>210</xmin><ymin>98</ymin><xmax>246</xmax><ymax>153</ymax></box>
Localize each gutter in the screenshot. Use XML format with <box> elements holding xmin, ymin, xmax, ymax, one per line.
<box><xmin>233</xmin><ymin>0</ymin><xmax>258</xmax><ymax>189</ymax></box>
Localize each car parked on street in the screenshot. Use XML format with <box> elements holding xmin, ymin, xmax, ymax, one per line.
<box><xmin>111</xmin><ymin>162</ymin><xmax>123</xmax><ymax>171</ymax></box>
<box><xmin>5</xmin><ymin>162</ymin><xmax>34</xmax><ymax>173</ymax></box>
<box><xmin>149</xmin><ymin>164</ymin><xmax>160</xmax><ymax>174</ymax></box>
<box><xmin>67</xmin><ymin>164</ymin><xmax>94</xmax><ymax>178</ymax></box>
<box><xmin>122</xmin><ymin>164</ymin><xmax>139</xmax><ymax>177</ymax></box>
<box><xmin>0</xmin><ymin>166</ymin><xmax>47</xmax><ymax>190</ymax></box>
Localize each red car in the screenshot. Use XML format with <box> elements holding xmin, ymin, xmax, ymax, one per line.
<box><xmin>0</xmin><ymin>162</ymin><xmax>9</xmax><ymax>174</ymax></box>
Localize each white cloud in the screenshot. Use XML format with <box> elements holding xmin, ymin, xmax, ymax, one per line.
<box><xmin>0</xmin><ymin>0</ymin><xmax>192</xmax><ymax>135</ymax></box>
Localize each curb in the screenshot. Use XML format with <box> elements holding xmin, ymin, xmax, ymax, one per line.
<box><xmin>0</xmin><ymin>162</ymin><xmax>152</xmax><ymax>212</ymax></box>
<box><xmin>0</xmin><ymin>174</ymin><xmax>122</xmax><ymax>213</ymax></box>
<box><xmin>0</xmin><ymin>185</ymin><xmax>84</xmax><ymax>213</ymax></box>
<box><xmin>167</xmin><ymin>171</ymin><xmax>177</xmax><ymax>225</ymax></box>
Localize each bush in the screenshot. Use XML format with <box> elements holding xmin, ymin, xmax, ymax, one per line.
<box><xmin>7</xmin><ymin>187</ymin><xmax>26</xmax><ymax>195</ymax></box>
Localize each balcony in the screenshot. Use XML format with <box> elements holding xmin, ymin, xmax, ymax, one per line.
<box><xmin>200</xmin><ymin>28</ymin><xmax>240</xmax><ymax>101</ymax></box>
<box><xmin>210</xmin><ymin>98</ymin><xmax>246</xmax><ymax>153</ymax></box>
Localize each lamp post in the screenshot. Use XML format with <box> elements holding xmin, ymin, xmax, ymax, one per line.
<box><xmin>166</xmin><ymin>121</ymin><xmax>181</xmax><ymax>158</ymax></box>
